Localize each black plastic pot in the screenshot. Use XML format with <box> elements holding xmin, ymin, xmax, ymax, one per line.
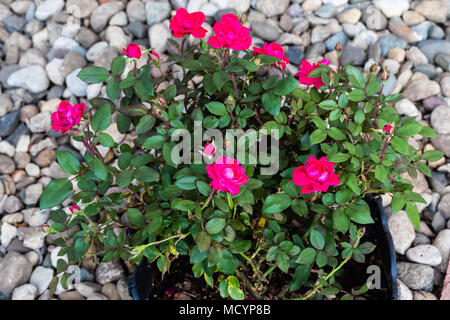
<box><xmin>129</xmin><ymin>195</ymin><xmax>398</xmax><ymax>300</ymax></box>
<box><xmin>364</xmin><ymin>194</ymin><xmax>398</xmax><ymax>300</ymax></box>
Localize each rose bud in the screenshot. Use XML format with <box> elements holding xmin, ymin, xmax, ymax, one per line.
<box><xmin>41</xmin><ymin>224</ymin><xmax>51</xmax><ymax>233</ymax></box>
<box><xmin>123</xmin><ymin>43</ymin><xmax>141</xmax><ymax>59</ymax></box>
<box><xmin>203</xmin><ymin>142</ymin><xmax>216</xmax><ymax>157</ymax></box>
<box><xmin>335</xmin><ymin>41</ymin><xmax>343</xmax><ymax>53</ymax></box>
<box><xmin>384</xmin><ymin>124</ymin><xmax>393</xmax><ymax>135</ymax></box>
<box><xmin>70</xmin><ymin>205</ymin><xmax>81</xmax><ymax>215</ymax></box>
<box><xmin>157</xmin><ymin>98</ymin><xmax>166</xmax><ymax>105</ymax></box>
<box><xmin>150</xmin><ymin>50</ymin><xmax>159</xmax><ymax>61</ymax></box>
<box><xmin>380</xmin><ymin>67</ymin><xmax>390</xmax><ymax>82</ymax></box>
<box><xmin>370</xmin><ymin>63</ymin><xmax>379</xmax><ymax>73</ymax></box>
<box><xmin>225</xmin><ymin>95</ymin><xmax>235</xmax><ymax>107</ymax></box>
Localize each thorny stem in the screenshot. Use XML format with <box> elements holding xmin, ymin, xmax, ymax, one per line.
<box><xmin>372</xmin><ymin>83</ymin><xmax>384</xmax><ymax>128</ymax></box>
<box><xmin>240</xmin><ymin>252</ymin><xmax>269</xmax><ymax>285</ymax></box>
<box><xmin>128</xmin><ymin>186</ymin><xmax>148</xmax><ymax>205</ymax></box>
<box><xmin>379</xmin><ymin>135</ymin><xmax>392</xmax><ymax>164</ymax></box>
<box><xmin>201</xmin><ymin>190</ymin><xmax>216</xmax><ymax>210</ymax></box>
<box><xmin>295</xmin><ymin>227</ymin><xmax>365</xmax><ymax>300</ymax></box>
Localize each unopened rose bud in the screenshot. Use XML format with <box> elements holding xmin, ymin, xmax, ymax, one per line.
<box><xmin>384</xmin><ymin>124</ymin><xmax>393</xmax><ymax>135</ymax></box>
<box><xmin>70</xmin><ymin>205</ymin><xmax>81</xmax><ymax>215</ymax></box>
<box><xmin>157</xmin><ymin>98</ymin><xmax>166</xmax><ymax>105</ymax></box>
<box><xmin>380</xmin><ymin>67</ymin><xmax>390</xmax><ymax>82</ymax></box>
<box><xmin>150</xmin><ymin>50</ymin><xmax>159</xmax><ymax>62</ymax></box>
<box><xmin>154</xmin><ymin>107</ymin><xmax>163</xmax><ymax>117</ymax></box>
<box><xmin>253</xmin><ymin>58</ymin><xmax>261</xmax><ymax>67</ymax></box>
<box><xmin>329</xmin><ymin>71</ymin><xmax>335</xmax><ymax>81</ymax></box>
<box><xmin>203</xmin><ymin>142</ymin><xmax>216</xmax><ymax>157</ymax></box>
<box><xmin>69</xmin><ymin>128</ymin><xmax>80</xmax><ymax>136</ymax></box>
<box><xmin>225</xmin><ymin>95</ymin><xmax>235</xmax><ymax>107</ymax></box>
<box><xmin>41</xmin><ymin>224</ymin><xmax>51</xmax><ymax>233</ymax></box>
<box><xmin>335</xmin><ymin>41</ymin><xmax>343</xmax><ymax>53</ymax></box>
<box><xmin>370</xmin><ymin>63</ymin><xmax>379</xmax><ymax>73</ymax></box>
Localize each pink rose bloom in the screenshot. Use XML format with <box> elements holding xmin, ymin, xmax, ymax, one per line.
<box><xmin>203</xmin><ymin>142</ymin><xmax>216</xmax><ymax>157</ymax></box>
<box><xmin>206</xmin><ymin>155</ymin><xmax>249</xmax><ymax>195</ymax></box>
<box><xmin>51</xmin><ymin>101</ymin><xmax>85</xmax><ymax>134</ymax></box>
<box><xmin>169</xmin><ymin>8</ymin><xmax>207</xmax><ymax>38</ymax></box>
<box><xmin>208</xmin><ymin>14</ymin><xmax>252</xmax><ymax>50</ymax></box>
<box><xmin>292</xmin><ymin>156</ymin><xmax>341</xmax><ymax>194</ymax></box>
<box><xmin>384</xmin><ymin>124</ymin><xmax>393</xmax><ymax>135</ymax></box>
<box><xmin>123</xmin><ymin>43</ymin><xmax>141</xmax><ymax>58</ymax></box>
<box><xmin>70</xmin><ymin>205</ymin><xmax>81</xmax><ymax>214</ymax></box>
<box><xmin>295</xmin><ymin>59</ymin><xmax>330</xmax><ymax>89</ymax></box>
<box><xmin>253</xmin><ymin>42</ymin><xmax>290</xmax><ymax>70</ymax></box>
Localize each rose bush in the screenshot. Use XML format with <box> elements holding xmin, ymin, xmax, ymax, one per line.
<box><xmin>40</xmin><ymin>9</ymin><xmax>441</xmax><ymax>300</ymax></box>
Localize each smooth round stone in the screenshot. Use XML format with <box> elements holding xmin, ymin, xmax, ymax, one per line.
<box><xmin>35</xmin><ymin>0</ymin><xmax>64</xmax><ymax>21</ymax></box>
<box><xmin>430</xmin><ymin>105</ymin><xmax>450</xmax><ymax>135</ymax></box>
<box><xmin>406</xmin><ymin>245</ymin><xmax>443</xmax><ymax>266</ymax></box>
<box><xmin>340</xmin><ymin>45</ymin><xmax>366</xmax><ymax>66</ymax></box>
<box><xmin>251</xmin><ymin>21</ymin><xmax>281</xmax><ymax>42</ymax></box>
<box><xmin>285</xmin><ymin>46</ymin><xmax>305</xmax><ymax>66</ymax></box>
<box><xmin>315</xmin><ymin>3</ymin><xmax>337</xmax><ymax>19</ymax></box>
<box><xmin>7</xmin><ymin>65</ymin><xmax>49</xmax><ymax>93</ymax></box>
<box><xmin>11</xmin><ymin>284</ymin><xmax>38</xmax><ymax>300</ymax></box>
<box><xmin>29</xmin><ymin>266</ymin><xmax>54</xmax><ymax>295</ymax></box>
<box><xmin>388</xmin><ymin>210</ymin><xmax>415</xmax><ymax>255</ymax></box>
<box><xmin>65</xmin><ymin>68</ymin><xmax>88</xmax><ymax>97</ymax></box>
<box><xmin>413</xmin><ymin>64</ymin><xmax>437</xmax><ymax>79</ymax></box>
<box><xmin>397</xmin><ymin>262</ymin><xmax>435</xmax><ymax>291</ymax></box>
<box><xmin>379</xmin><ymin>34</ymin><xmax>407</xmax><ymax>57</ymax></box>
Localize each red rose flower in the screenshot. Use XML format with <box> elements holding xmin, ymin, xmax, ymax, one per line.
<box><xmin>206</xmin><ymin>155</ymin><xmax>249</xmax><ymax>195</ymax></box>
<box><xmin>384</xmin><ymin>124</ymin><xmax>393</xmax><ymax>135</ymax></box>
<box><xmin>169</xmin><ymin>8</ymin><xmax>207</xmax><ymax>38</ymax></box>
<box><xmin>208</xmin><ymin>14</ymin><xmax>252</xmax><ymax>50</ymax></box>
<box><xmin>292</xmin><ymin>156</ymin><xmax>341</xmax><ymax>194</ymax></box>
<box><xmin>295</xmin><ymin>59</ymin><xmax>330</xmax><ymax>89</ymax></box>
<box><xmin>51</xmin><ymin>101</ymin><xmax>85</xmax><ymax>134</ymax></box>
<box><xmin>123</xmin><ymin>43</ymin><xmax>141</xmax><ymax>58</ymax></box>
<box><xmin>253</xmin><ymin>42</ymin><xmax>289</xmax><ymax>70</ymax></box>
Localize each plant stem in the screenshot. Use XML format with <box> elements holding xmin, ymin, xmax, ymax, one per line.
<box><xmin>294</xmin><ymin>227</ymin><xmax>365</xmax><ymax>300</ymax></box>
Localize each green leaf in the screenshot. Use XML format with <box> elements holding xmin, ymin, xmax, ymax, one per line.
<box><xmin>262</xmin><ymin>92</ymin><xmax>281</xmax><ymax>115</ymax></box>
<box><xmin>345</xmin><ymin>65</ymin><xmax>365</xmax><ymax>88</ymax></box>
<box><xmin>175</xmin><ymin>176</ymin><xmax>197</xmax><ymax>190</ymax></box>
<box><xmin>396</xmin><ymin>123</ymin><xmax>423</xmax><ymax>137</ymax></box>
<box><xmin>134</xmin><ymin>166</ymin><xmax>159</xmax><ymax>182</ymax></box>
<box><xmin>405</xmin><ymin>202</ymin><xmax>420</xmax><ymax>231</ymax></box>
<box><xmin>262</xmin><ymin>194</ymin><xmax>292</xmax><ymax>216</ymax></box>
<box><xmin>327</xmin><ymin>127</ymin><xmax>346</xmax><ymax>140</ymax></box>
<box><xmin>212</xmin><ymin>71</ymin><xmax>228</xmax><ymax>91</ymax></box>
<box><xmin>354</xmin><ymin>109</ymin><xmax>365</xmax><ymax>124</ymax></box>
<box><xmin>310</xmin><ymin>230</ymin><xmax>325</xmax><ymax>250</ymax></box>
<box><xmin>143</xmin><ymin>135</ymin><xmax>166</xmax><ymax>150</ymax></box>
<box><xmin>311</xmin><ymin>115</ymin><xmax>327</xmax><ymax>130</ymax></box>
<box><xmin>422</xmin><ymin>150</ymin><xmax>444</xmax><ymax>162</ymax></box>
<box><xmin>92</xmin><ymin>158</ymin><xmax>107</xmax><ymax>180</ymax></box>
<box><xmin>346</xmin><ymin>202</ymin><xmax>374</xmax><ymax>224</ymax></box>
<box><xmin>128</xmin><ymin>208</ymin><xmax>146</xmax><ymax>227</ymax></box>
<box><xmin>333</xmin><ymin>209</ymin><xmax>350</xmax><ymax>233</ymax></box>
<box><xmin>55</xmin><ymin>150</ymin><xmax>81</xmax><ymax>175</ymax></box>
<box><xmin>272</xmin><ymin>76</ymin><xmax>298</xmax><ymax>95</ymax></box>
<box><xmin>171</xmin><ymin>199</ymin><xmax>195</xmax><ymax>211</ymax></box>
<box><xmin>111</xmin><ymin>55</ymin><xmax>126</xmax><ymax>75</ymax></box>
<box><xmin>205</xmin><ymin>102</ymin><xmax>227</xmax><ymax>116</ymax></box>
<box><xmin>318</xmin><ymin>100</ymin><xmax>338</xmax><ymax>110</ymax></box>
<box><xmin>391</xmin><ymin>136</ymin><xmax>409</xmax><ymax>154</ymax></box>
<box><xmin>420</xmin><ymin>126</ymin><xmax>437</xmax><ymax>137</ymax></box>
<box><xmin>117</xmin><ymin>169</ymin><xmax>134</xmax><ymax>188</ymax></box>
<box><xmin>375</xmin><ymin>165</ymin><xmax>387</xmax><ymax>181</ymax></box>
<box><xmin>310</xmin><ymin>129</ymin><xmax>327</xmax><ymax>145</ymax></box>
<box><xmin>348</xmin><ymin>89</ymin><xmax>366</xmax><ymax>102</ymax></box>
<box><xmin>230</xmin><ymin>240</ymin><xmax>252</xmax><ymax>253</ymax></box>
<box><xmin>77</xmin><ymin>66</ymin><xmax>109</xmax><ymax>83</ymax></box>
<box><xmin>417</xmin><ymin>161</ymin><xmax>431</xmax><ymax>177</ymax></box>
<box><xmin>40</xmin><ymin>178</ymin><xmax>73</xmax><ymax>209</ymax></box>
<box><xmin>296</xmin><ymin>247</ymin><xmax>316</xmax><ymax>264</ymax></box>
<box><xmin>276</xmin><ymin>251</ymin><xmax>290</xmax><ymax>273</ymax></box>
<box><xmin>227</xmin><ymin>277</ymin><xmax>245</xmax><ymax>300</ymax></box>
<box><xmin>106</xmin><ymin>77</ymin><xmax>120</xmax><ymax>101</ymax></box>
<box><xmin>91</xmin><ymin>104</ymin><xmax>112</xmax><ymax>132</ymax></box>
<box><xmin>135</xmin><ymin>115</ymin><xmax>156</xmax><ymax>134</ymax></box>
<box><xmin>50</xmin><ymin>210</ymin><xmax>67</xmax><ymax>223</ymax></box>
<box><xmin>196</xmin><ymin>231</ymin><xmax>211</xmax><ymax>252</ymax></box>
<box><xmin>206</xmin><ymin>218</ymin><xmax>226</xmax><ymax>235</ymax></box>
<box><xmin>97</xmin><ymin>133</ymin><xmax>115</xmax><ymax>147</ymax></box>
